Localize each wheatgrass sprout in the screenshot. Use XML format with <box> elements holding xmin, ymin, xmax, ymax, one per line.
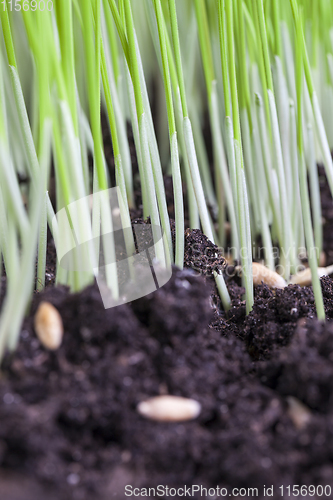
<box><xmin>1</xmin><ymin>0</ymin><xmax>333</xmax><ymax>358</ymax></box>
<box><xmin>151</xmin><ymin>0</ymin><xmax>184</xmax><ymax>268</ymax></box>
<box><xmin>194</xmin><ymin>0</ymin><xmax>239</xmax><ymax>256</ymax></box>
<box><xmin>167</xmin><ymin>0</ymin><xmax>231</xmax><ymax>310</ymax></box>
<box><xmin>289</xmin><ymin>0</ymin><xmax>333</xmax><ymax>199</ymax></box>
<box><xmin>217</xmin><ymin>0</ymin><xmax>254</xmax><ymax>313</ymax></box>
<box><xmin>294</xmin><ymin>6</ymin><xmax>325</xmax><ymax>319</ymax></box>
<box><xmin>145</xmin><ymin>0</ymin><xmax>200</xmax><ymax>230</ymax></box>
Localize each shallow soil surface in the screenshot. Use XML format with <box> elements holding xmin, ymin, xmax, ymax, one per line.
<box><xmin>1</xmin><ymin>163</ymin><xmax>333</xmax><ymax>499</ymax></box>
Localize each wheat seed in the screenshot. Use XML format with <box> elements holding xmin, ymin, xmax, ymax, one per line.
<box><xmin>252</xmin><ymin>262</ymin><xmax>287</xmax><ymax>289</ymax></box>
<box><xmin>137</xmin><ymin>395</ymin><xmax>201</xmax><ymax>422</ymax></box>
<box><xmin>290</xmin><ymin>265</ymin><xmax>333</xmax><ymax>286</ymax></box>
<box><xmin>34</xmin><ymin>302</ymin><xmax>64</xmax><ymax>350</ymax></box>
<box><xmin>286</xmin><ymin>396</ymin><xmax>311</xmax><ymax>429</ymax></box>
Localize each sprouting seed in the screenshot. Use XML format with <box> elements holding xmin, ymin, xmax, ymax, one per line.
<box><xmin>290</xmin><ymin>265</ymin><xmax>333</xmax><ymax>287</ymax></box>
<box><xmin>34</xmin><ymin>301</ymin><xmax>64</xmax><ymax>350</ymax></box>
<box><xmin>252</xmin><ymin>262</ymin><xmax>287</xmax><ymax>289</ymax></box>
<box><xmin>137</xmin><ymin>395</ymin><xmax>201</xmax><ymax>422</ymax></box>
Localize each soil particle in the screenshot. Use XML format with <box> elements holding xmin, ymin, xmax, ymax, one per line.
<box><xmin>320</xmin><ymin>165</ymin><xmax>333</xmax><ymax>265</ymax></box>
<box><xmin>258</xmin><ymin>319</ymin><xmax>333</xmax><ymax>413</ymax></box>
<box><xmin>243</xmin><ymin>283</ymin><xmax>316</xmax><ymax>360</ymax></box>
<box><xmin>183</xmin><ymin>228</ymin><xmax>226</xmax><ymax>278</ymax></box>
<box><xmin>131</xmin><ymin>267</ymin><xmax>214</xmax><ymax>344</ymax></box>
<box><xmin>321</xmin><ymin>275</ymin><xmax>333</xmax><ymax>319</ymax></box>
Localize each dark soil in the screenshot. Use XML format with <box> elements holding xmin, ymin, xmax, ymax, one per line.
<box><xmin>320</xmin><ymin>166</ymin><xmax>333</xmax><ymax>266</ymax></box>
<box><xmin>2</xmin><ymin>158</ymin><xmax>333</xmax><ymax>498</ymax></box>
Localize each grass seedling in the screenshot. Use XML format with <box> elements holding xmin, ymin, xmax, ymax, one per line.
<box><xmin>294</xmin><ymin>6</ymin><xmax>325</xmax><ymax>320</ymax></box>
<box><xmin>152</xmin><ymin>0</ymin><xmax>184</xmax><ymax>268</ymax></box>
